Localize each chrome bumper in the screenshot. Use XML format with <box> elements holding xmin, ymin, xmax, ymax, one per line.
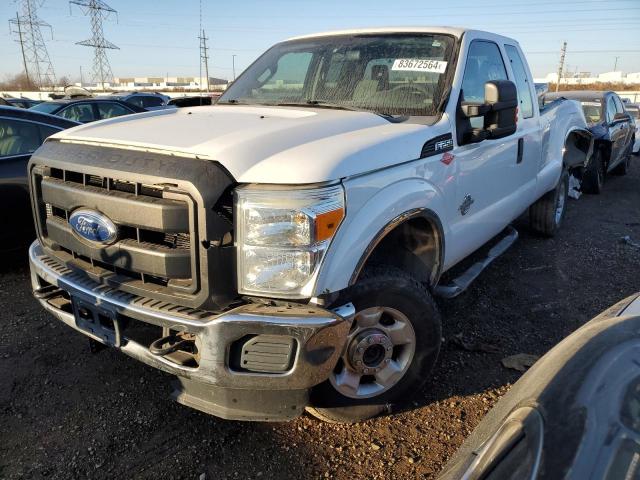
<box><xmin>29</xmin><ymin>241</ymin><xmax>354</xmax><ymax>419</ymax></box>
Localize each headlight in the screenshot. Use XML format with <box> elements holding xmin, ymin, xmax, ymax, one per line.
<box><xmin>235</xmin><ymin>184</ymin><xmax>345</xmax><ymax>297</ymax></box>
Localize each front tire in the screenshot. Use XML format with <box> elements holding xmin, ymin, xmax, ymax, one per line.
<box><xmin>529</xmin><ymin>169</ymin><xmax>569</xmax><ymax>237</ymax></box>
<box><xmin>307</xmin><ymin>265</ymin><xmax>442</xmax><ymax>423</ymax></box>
<box><xmin>582</xmin><ymin>149</ymin><xmax>605</xmax><ymax>194</ymax></box>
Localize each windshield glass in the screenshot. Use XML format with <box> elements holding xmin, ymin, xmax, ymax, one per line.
<box><xmin>581</xmin><ymin>102</ymin><xmax>602</xmax><ymax>124</ymax></box>
<box><xmin>219</xmin><ymin>34</ymin><xmax>456</xmax><ymax>117</ymax></box>
<box><xmin>30</xmin><ymin>102</ymin><xmax>62</xmax><ymax>114</ymax></box>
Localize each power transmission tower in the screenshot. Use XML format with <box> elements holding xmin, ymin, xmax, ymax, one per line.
<box><xmin>555</xmin><ymin>41</ymin><xmax>567</xmax><ymax>92</ymax></box>
<box><xmin>70</xmin><ymin>0</ymin><xmax>119</xmax><ymax>91</ymax></box>
<box><xmin>198</xmin><ymin>29</ymin><xmax>211</xmax><ymax>92</ymax></box>
<box><xmin>9</xmin><ymin>0</ymin><xmax>57</xmax><ymax>88</ymax></box>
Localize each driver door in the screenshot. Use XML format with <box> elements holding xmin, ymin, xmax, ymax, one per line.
<box><xmin>447</xmin><ymin>40</ymin><xmax>521</xmax><ymax>266</ymax></box>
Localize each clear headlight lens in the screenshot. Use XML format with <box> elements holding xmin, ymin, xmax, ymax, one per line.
<box><xmin>235</xmin><ymin>184</ymin><xmax>345</xmax><ymax>297</ymax></box>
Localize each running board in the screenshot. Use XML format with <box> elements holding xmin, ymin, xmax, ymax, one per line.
<box><xmin>434</xmin><ymin>226</ymin><xmax>519</xmax><ymax>299</ymax></box>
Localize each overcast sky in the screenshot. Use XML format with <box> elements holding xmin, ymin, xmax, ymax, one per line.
<box><xmin>1</xmin><ymin>0</ymin><xmax>639</xmax><ymax>81</ymax></box>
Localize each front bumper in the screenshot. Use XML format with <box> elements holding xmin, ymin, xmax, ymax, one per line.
<box><xmin>29</xmin><ymin>240</ymin><xmax>354</xmax><ymax>421</ymax></box>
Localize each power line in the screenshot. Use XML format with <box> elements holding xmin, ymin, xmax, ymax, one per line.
<box><xmin>70</xmin><ymin>0</ymin><xmax>119</xmax><ymax>91</ymax></box>
<box><xmin>556</xmin><ymin>41</ymin><xmax>567</xmax><ymax>92</ymax></box>
<box><xmin>198</xmin><ymin>29</ymin><xmax>211</xmax><ymax>92</ymax></box>
<box><xmin>8</xmin><ymin>0</ymin><xmax>57</xmax><ymax>87</ymax></box>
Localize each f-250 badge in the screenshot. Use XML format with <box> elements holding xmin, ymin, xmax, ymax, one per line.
<box><xmin>459</xmin><ymin>195</ymin><xmax>474</xmax><ymax>215</ymax></box>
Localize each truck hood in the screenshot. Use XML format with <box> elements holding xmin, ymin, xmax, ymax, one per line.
<box><xmin>52</xmin><ymin>105</ymin><xmax>446</xmax><ymax>184</ymax></box>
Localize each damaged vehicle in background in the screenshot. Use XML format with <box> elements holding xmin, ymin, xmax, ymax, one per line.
<box><xmin>440</xmin><ymin>292</ymin><xmax>640</xmax><ymax>480</ymax></box>
<box><xmin>543</xmin><ymin>90</ymin><xmax>635</xmax><ymax>194</ymax></box>
<box><xmin>625</xmin><ymin>103</ymin><xmax>640</xmax><ymax>154</ymax></box>
<box><xmin>27</xmin><ymin>27</ymin><xmax>592</xmax><ymax>423</ymax></box>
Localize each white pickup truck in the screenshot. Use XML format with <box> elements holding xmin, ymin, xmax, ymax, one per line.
<box><xmin>28</xmin><ymin>27</ymin><xmax>592</xmax><ymax>423</ymax></box>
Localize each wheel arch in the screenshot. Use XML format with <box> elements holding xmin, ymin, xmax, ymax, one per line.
<box><xmin>563</xmin><ymin>127</ymin><xmax>593</xmax><ymax>174</ymax></box>
<box><xmin>349</xmin><ymin>208</ymin><xmax>445</xmax><ymax>289</ymax></box>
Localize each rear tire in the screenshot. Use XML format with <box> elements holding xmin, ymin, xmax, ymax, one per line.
<box><xmin>529</xmin><ymin>169</ymin><xmax>569</xmax><ymax>237</ymax></box>
<box><xmin>582</xmin><ymin>149</ymin><xmax>605</xmax><ymax>194</ymax></box>
<box><xmin>306</xmin><ymin>265</ymin><xmax>441</xmax><ymax>423</ymax></box>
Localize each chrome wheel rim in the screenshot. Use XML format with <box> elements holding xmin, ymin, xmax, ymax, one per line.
<box><xmin>330</xmin><ymin>306</ymin><xmax>416</xmax><ymax>399</ymax></box>
<box><xmin>555</xmin><ymin>180</ymin><xmax>566</xmax><ymax>225</ymax></box>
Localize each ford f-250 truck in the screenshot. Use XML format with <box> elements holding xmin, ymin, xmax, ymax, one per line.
<box><xmin>27</xmin><ymin>27</ymin><xmax>592</xmax><ymax>423</ymax></box>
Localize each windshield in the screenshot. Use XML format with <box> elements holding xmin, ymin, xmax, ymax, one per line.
<box><xmin>581</xmin><ymin>102</ymin><xmax>602</xmax><ymax>124</ymax></box>
<box><xmin>30</xmin><ymin>102</ymin><xmax>62</xmax><ymax>114</ymax></box>
<box><xmin>219</xmin><ymin>34</ymin><xmax>456</xmax><ymax>117</ymax></box>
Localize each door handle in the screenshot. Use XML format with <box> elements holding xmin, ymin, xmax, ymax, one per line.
<box><xmin>517</xmin><ymin>138</ymin><xmax>524</xmax><ymax>164</ymax></box>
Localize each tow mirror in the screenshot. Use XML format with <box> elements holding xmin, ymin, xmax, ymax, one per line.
<box><xmin>460</xmin><ymin>80</ymin><xmax>518</xmax><ymax>144</ymax></box>
<box><xmin>613</xmin><ymin>112</ymin><xmax>628</xmax><ymax>122</ymax></box>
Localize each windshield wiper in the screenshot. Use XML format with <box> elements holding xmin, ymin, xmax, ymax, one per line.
<box><xmin>274</xmin><ymin>100</ymin><xmax>406</xmax><ymax>121</ymax></box>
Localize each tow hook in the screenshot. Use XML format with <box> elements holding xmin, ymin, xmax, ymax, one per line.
<box><xmin>89</xmin><ymin>339</ymin><xmax>106</xmax><ymax>354</ymax></box>
<box><xmin>149</xmin><ymin>332</ymin><xmax>196</xmax><ymax>356</ymax></box>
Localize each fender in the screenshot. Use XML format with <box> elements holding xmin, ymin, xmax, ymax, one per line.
<box><xmin>313</xmin><ymin>176</ymin><xmax>449</xmax><ymax>296</ymax></box>
<box><xmin>537</xmin><ymin>101</ymin><xmax>592</xmax><ymax>198</ymax></box>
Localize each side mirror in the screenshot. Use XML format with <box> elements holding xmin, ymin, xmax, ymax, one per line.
<box><xmin>613</xmin><ymin>112</ymin><xmax>628</xmax><ymax>122</ymax></box>
<box><xmin>459</xmin><ymin>80</ymin><xmax>518</xmax><ymax>144</ymax></box>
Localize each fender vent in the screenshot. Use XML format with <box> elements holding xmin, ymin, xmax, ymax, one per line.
<box><xmin>239</xmin><ymin>335</ymin><xmax>296</xmax><ymax>373</ymax></box>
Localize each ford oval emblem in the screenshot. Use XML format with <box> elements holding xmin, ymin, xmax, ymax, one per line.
<box><xmin>69</xmin><ymin>208</ymin><xmax>118</xmax><ymax>245</ymax></box>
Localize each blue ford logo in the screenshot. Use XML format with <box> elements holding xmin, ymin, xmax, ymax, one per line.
<box><xmin>69</xmin><ymin>209</ymin><xmax>118</xmax><ymax>245</ymax></box>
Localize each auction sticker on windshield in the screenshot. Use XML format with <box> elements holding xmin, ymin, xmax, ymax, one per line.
<box><xmin>392</xmin><ymin>59</ymin><xmax>447</xmax><ymax>73</ymax></box>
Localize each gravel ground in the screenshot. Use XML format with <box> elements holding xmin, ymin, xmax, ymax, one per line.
<box><xmin>1</xmin><ymin>161</ymin><xmax>639</xmax><ymax>479</ymax></box>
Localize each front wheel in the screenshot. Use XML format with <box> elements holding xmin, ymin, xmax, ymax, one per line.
<box><xmin>582</xmin><ymin>150</ymin><xmax>605</xmax><ymax>194</ymax></box>
<box><xmin>307</xmin><ymin>265</ymin><xmax>442</xmax><ymax>423</ymax></box>
<box><xmin>529</xmin><ymin>169</ymin><xmax>569</xmax><ymax>237</ymax></box>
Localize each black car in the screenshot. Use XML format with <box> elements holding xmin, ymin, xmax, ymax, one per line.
<box><xmin>106</xmin><ymin>92</ymin><xmax>170</xmax><ymax>110</ymax></box>
<box><xmin>30</xmin><ymin>97</ymin><xmax>146</xmax><ymax>123</ymax></box>
<box><xmin>543</xmin><ymin>90</ymin><xmax>635</xmax><ymax>194</ymax></box>
<box><xmin>5</xmin><ymin>98</ymin><xmax>43</xmax><ymax>109</ymax></box>
<box><xmin>440</xmin><ymin>292</ymin><xmax>640</xmax><ymax>480</ymax></box>
<box><xmin>167</xmin><ymin>95</ymin><xmax>214</xmax><ymax>108</ymax></box>
<box><xmin>0</xmin><ymin>106</ymin><xmax>79</xmax><ymax>252</ymax></box>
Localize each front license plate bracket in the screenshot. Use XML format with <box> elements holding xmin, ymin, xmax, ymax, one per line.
<box><xmin>71</xmin><ymin>297</ymin><xmax>122</xmax><ymax>347</ymax></box>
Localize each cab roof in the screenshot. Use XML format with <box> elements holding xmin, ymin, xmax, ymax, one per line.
<box><xmin>286</xmin><ymin>26</ymin><xmax>517</xmax><ymax>44</ymax></box>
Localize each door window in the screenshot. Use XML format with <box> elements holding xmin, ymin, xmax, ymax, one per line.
<box><xmin>505</xmin><ymin>45</ymin><xmax>534</xmax><ymax>119</ymax></box>
<box><xmin>461</xmin><ymin>41</ymin><xmax>508</xmax><ymax>128</ymax></box>
<box><xmin>97</xmin><ymin>102</ymin><xmax>133</xmax><ymax>119</ymax></box>
<box><xmin>58</xmin><ymin>103</ymin><xmax>96</xmax><ymax>122</ymax></box>
<box><xmin>605</xmin><ymin>97</ymin><xmax>618</xmax><ymax>123</ymax></box>
<box><xmin>613</xmin><ymin>95</ymin><xmax>625</xmax><ymax>114</ymax></box>
<box><xmin>0</xmin><ymin>118</ymin><xmax>43</xmax><ymax>157</ymax></box>
<box><xmin>461</xmin><ymin>41</ymin><xmax>508</xmax><ymax>103</ymax></box>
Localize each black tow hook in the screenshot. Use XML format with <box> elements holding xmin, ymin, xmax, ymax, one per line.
<box><xmin>149</xmin><ymin>332</ymin><xmax>195</xmax><ymax>356</ymax></box>
<box><xmin>89</xmin><ymin>339</ymin><xmax>107</xmax><ymax>354</ymax></box>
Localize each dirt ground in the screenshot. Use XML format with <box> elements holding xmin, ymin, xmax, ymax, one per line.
<box><xmin>1</xmin><ymin>161</ymin><xmax>639</xmax><ymax>480</ymax></box>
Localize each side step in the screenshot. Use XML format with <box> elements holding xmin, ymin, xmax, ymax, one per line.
<box><xmin>434</xmin><ymin>226</ymin><xmax>519</xmax><ymax>299</ymax></box>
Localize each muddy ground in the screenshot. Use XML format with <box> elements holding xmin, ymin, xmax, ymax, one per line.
<box><xmin>1</xmin><ymin>161</ymin><xmax>639</xmax><ymax>479</ymax></box>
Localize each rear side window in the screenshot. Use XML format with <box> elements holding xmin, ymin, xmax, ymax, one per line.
<box><xmin>39</xmin><ymin>125</ymin><xmax>61</xmax><ymax>142</ymax></box>
<box><xmin>58</xmin><ymin>103</ymin><xmax>96</xmax><ymax>123</ymax></box>
<box><xmin>140</xmin><ymin>96</ymin><xmax>163</xmax><ymax>108</ymax></box>
<box><xmin>97</xmin><ymin>102</ymin><xmax>133</xmax><ymax>119</ymax></box>
<box><xmin>461</xmin><ymin>41</ymin><xmax>508</xmax><ymax>103</ymax></box>
<box><xmin>0</xmin><ymin>118</ymin><xmax>43</xmax><ymax>157</ymax></box>
<box><xmin>505</xmin><ymin>45</ymin><xmax>534</xmax><ymax>119</ymax></box>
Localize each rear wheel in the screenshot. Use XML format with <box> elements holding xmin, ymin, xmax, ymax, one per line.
<box><xmin>582</xmin><ymin>149</ymin><xmax>605</xmax><ymax>194</ymax></box>
<box><xmin>307</xmin><ymin>265</ymin><xmax>441</xmax><ymax>423</ymax></box>
<box><xmin>529</xmin><ymin>169</ymin><xmax>569</xmax><ymax>237</ymax></box>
